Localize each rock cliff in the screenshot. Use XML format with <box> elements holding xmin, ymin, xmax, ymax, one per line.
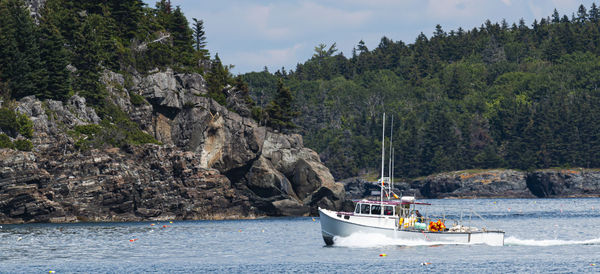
<box><xmin>0</xmin><ymin>69</ymin><xmax>346</xmax><ymax>224</ymax></box>
<box><xmin>526</xmin><ymin>169</ymin><xmax>600</xmax><ymax>198</ymax></box>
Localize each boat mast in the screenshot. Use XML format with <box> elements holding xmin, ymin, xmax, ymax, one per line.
<box><xmin>380</xmin><ymin>113</ymin><xmax>385</xmax><ymax>203</ymax></box>
<box><xmin>388</xmin><ymin>115</ymin><xmax>393</xmax><ymax>199</ymax></box>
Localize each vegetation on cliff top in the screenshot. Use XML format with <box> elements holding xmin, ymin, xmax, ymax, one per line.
<box><xmin>243</xmin><ymin>3</ymin><xmax>600</xmax><ymax>179</ymax></box>
<box><xmin>0</xmin><ymin>0</ymin><xmax>294</xmax><ymax>151</ymax></box>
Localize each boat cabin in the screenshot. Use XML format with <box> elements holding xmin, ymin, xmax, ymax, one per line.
<box><xmin>353</xmin><ymin>196</ymin><xmax>430</xmax><ymax>219</ymax></box>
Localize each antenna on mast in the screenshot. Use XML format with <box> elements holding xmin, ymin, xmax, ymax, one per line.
<box><xmin>391</xmin><ymin>148</ymin><xmax>395</xmax><ymax>197</ymax></box>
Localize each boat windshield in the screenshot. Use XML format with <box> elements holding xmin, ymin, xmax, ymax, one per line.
<box><xmin>371</xmin><ymin>205</ymin><xmax>381</xmax><ymax>215</ymax></box>
<box><xmin>360</xmin><ymin>203</ymin><xmax>370</xmax><ymax>214</ymax></box>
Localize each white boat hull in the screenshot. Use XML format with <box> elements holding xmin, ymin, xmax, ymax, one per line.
<box><xmin>318</xmin><ymin>208</ymin><xmax>504</xmax><ymax>246</ymax></box>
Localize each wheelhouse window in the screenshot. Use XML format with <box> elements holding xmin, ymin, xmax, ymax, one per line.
<box><xmin>384</xmin><ymin>205</ymin><xmax>393</xmax><ymax>216</ymax></box>
<box><xmin>371</xmin><ymin>205</ymin><xmax>381</xmax><ymax>215</ymax></box>
<box><xmin>360</xmin><ymin>204</ymin><xmax>370</xmax><ymax>214</ymax></box>
<box><xmin>354</xmin><ymin>204</ymin><xmax>360</xmax><ymax>214</ymax></box>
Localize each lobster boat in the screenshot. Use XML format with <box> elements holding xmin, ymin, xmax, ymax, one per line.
<box><xmin>318</xmin><ymin>196</ymin><xmax>505</xmax><ymax>246</ymax></box>
<box><xmin>318</xmin><ymin>113</ymin><xmax>504</xmax><ymax>246</ymax></box>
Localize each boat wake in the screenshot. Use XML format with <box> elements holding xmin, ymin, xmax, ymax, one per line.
<box><xmin>332</xmin><ymin>233</ymin><xmax>469</xmax><ymax>248</ymax></box>
<box><xmin>504</xmin><ymin>236</ymin><xmax>600</xmax><ymax>246</ymax></box>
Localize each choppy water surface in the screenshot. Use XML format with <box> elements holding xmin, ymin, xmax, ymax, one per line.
<box><xmin>1</xmin><ymin>198</ymin><xmax>600</xmax><ymax>273</ymax></box>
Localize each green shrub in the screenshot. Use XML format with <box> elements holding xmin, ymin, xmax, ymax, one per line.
<box><xmin>129</xmin><ymin>92</ymin><xmax>146</xmax><ymax>106</ymax></box>
<box><xmin>207</xmin><ymin>90</ymin><xmax>227</xmax><ymax>106</ymax></box>
<box><xmin>0</xmin><ymin>107</ymin><xmax>33</xmax><ymax>138</ymax></box>
<box><xmin>80</xmin><ymin>103</ymin><xmax>159</xmax><ymax>149</ymax></box>
<box><xmin>74</xmin><ymin>137</ymin><xmax>91</xmax><ymax>150</ymax></box>
<box><xmin>183</xmin><ymin>101</ymin><xmax>196</xmax><ymax>109</ymax></box>
<box><xmin>0</xmin><ymin>133</ymin><xmax>14</xmax><ymax>149</ymax></box>
<box><xmin>128</xmin><ymin>130</ymin><xmax>160</xmax><ymax>145</ymax></box>
<box><xmin>74</xmin><ymin>124</ymin><xmax>101</xmax><ymax>136</ymax></box>
<box><xmin>14</xmin><ymin>139</ymin><xmax>32</xmax><ymax>151</ymax></box>
<box><xmin>0</xmin><ymin>108</ymin><xmax>18</xmax><ymax>136</ymax></box>
<box><xmin>16</xmin><ymin>113</ymin><xmax>33</xmax><ymax>138</ymax></box>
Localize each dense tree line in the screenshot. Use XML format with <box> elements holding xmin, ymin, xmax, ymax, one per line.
<box><xmin>243</xmin><ymin>3</ymin><xmax>600</xmax><ymax>179</ymax></box>
<box><xmin>0</xmin><ymin>0</ymin><xmax>219</xmax><ymax>102</ymax></box>
<box><xmin>0</xmin><ymin>0</ymin><xmax>250</xmax><ymax>149</ymax></box>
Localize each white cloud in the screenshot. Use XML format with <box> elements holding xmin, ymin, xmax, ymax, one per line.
<box><xmin>426</xmin><ymin>0</ymin><xmax>486</xmax><ymax>19</ymax></box>
<box><xmin>501</xmin><ymin>0</ymin><xmax>512</xmax><ymax>6</ymax></box>
<box><xmin>197</xmin><ymin>1</ymin><xmax>371</xmax><ymax>41</ymax></box>
<box><xmin>242</xmin><ymin>5</ymin><xmax>290</xmax><ymax>39</ymax></box>
<box><xmin>227</xmin><ymin>44</ymin><xmax>305</xmax><ymax>73</ymax></box>
<box><xmin>270</xmin><ymin>1</ymin><xmax>373</xmax><ymax>36</ymax></box>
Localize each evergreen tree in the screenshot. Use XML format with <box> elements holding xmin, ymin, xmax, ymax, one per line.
<box><xmin>552</xmin><ymin>9</ymin><xmax>561</xmax><ymax>23</ymax></box>
<box><xmin>206</xmin><ymin>54</ymin><xmax>230</xmax><ymax>105</ymax></box>
<box><xmin>577</xmin><ymin>4</ymin><xmax>588</xmax><ymax>23</ymax></box>
<box><xmin>357</xmin><ymin>40</ymin><xmax>369</xmax><ymax>54</ymax></box>
<box><xmin>0</xmin><ymin>0</ymin><xmax>43</xmax><ymax>99</ymax></box>
<box><xmin>265</xmin><ymin>79</ymin><xmax>298</xmax><ymax>131</ymax></box>
<box><xmin>192</xmin><ymin>18</ymin><xmax>208</xmax><ymax>55</ymax></box>
<box><xmin>38</xmin><ymin>9</ymin><xmax>71</xmax><ymax>101</ymax></box>
<box><xmin>108</xmin><ymin>0</ymin><xmax>145</xmax><ymax>42</ymax></box>
<box><xmin>590</xmin><ymin>3</ymin><xmax>600</xmax><ymax>22</ymax></box>
<box><xmin>169</xmin><ymin>6</ymin><xmax>195</xmax><ymax>66</ymax></box>
<box><xmin>433</xmin><ymin>24</ymin><xmax>446</xmax><ymax>37</ymax></box>
<box><xmin>72</xmin><ymin>14</ymin><xmax>114</xmax><ymax>105</ymax></box>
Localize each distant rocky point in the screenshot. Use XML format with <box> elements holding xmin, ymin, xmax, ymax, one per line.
<box><xmin>343</xmin><ymin>169</ymin><xmax>600</xmax><ymax>199</ymax></box>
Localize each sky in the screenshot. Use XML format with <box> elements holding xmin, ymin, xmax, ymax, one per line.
<box><xmin>143</xmin><ymin>0</ymin><xmax>598</xmax><ymax>74</ymax></box>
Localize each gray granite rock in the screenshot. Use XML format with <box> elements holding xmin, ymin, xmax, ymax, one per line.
<box><xmin>1</xmin><ymin>69</ymin><xmax>347</xmax><ymax>223</ymax></box>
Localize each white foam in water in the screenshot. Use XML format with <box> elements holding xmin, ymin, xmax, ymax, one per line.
<box><xmin>505</xmin><ymin>236</ymin><xmax>600</xmax><ymax>246</ymax></box>
<box><xmin>332</xmin><ymin>233</ymin><xmax>468</xmax><ymax>248</ymax></box>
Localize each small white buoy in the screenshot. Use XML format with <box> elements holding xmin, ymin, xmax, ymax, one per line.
<box><xmin>17</xmin><ymin>237</ymin><xmax>22</xmax><ymax>241</ymax></box>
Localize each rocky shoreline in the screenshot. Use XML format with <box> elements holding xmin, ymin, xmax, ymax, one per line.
<box><xmin>343</xmin><ymin>169</ymin><xmax>600</xmax><ymax>199</ymax></box>
<box><xmin>0</xmin><ymin>69</ymin><xmax>347</xmax><ymax>224</ymax></box>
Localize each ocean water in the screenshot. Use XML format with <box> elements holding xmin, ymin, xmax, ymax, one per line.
<box><xmin>1</xmin><ymin>198</ymin><xmax>599</xmax><ymax>273</ymax></box>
